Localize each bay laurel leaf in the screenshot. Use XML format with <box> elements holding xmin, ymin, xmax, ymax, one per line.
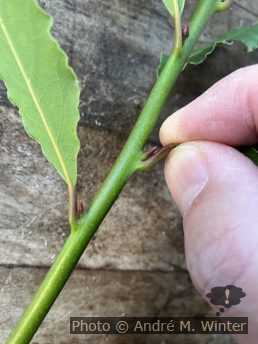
<box><xmin>188</xmin><ymin>22</ymin><xmax>258</xmax><ymax>65</ymax></box>
<box><xmin>157</xmin><ymin>23</ymin><xmax>258</xmax><ymax>77</ymax></box>
<box><xmin>162</xmin><ymin>0</ymin><xmax>185</xmax><ymax>17</ymax></box>
<box><xmin>0</xmin><ymin>0</ymin><xmax>80</xmax><ymax>187</ymax></box>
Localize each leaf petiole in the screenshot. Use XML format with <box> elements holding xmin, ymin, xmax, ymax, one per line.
<box><xmin>172</xmin><ymin>0</ymin><xmax>183</xmax><ymax>55</ymax></box>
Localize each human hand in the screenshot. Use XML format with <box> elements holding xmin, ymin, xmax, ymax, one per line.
<box><xmin>160</xmin><ymin>65</ymin><xmax>258</xmax><ymax>344</ymax></box>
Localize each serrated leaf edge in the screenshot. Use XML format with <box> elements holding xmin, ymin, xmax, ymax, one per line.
<box><xmin>188</xmin><ymin>41</ymin><xmax>233</xmax><ymax>65</ymax></box>
<box><xmin>188</xmin><ymin>23</ymin><xmax>258</xmax><ymax>66</ymax></box>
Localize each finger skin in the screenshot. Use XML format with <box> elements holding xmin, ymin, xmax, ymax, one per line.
<box><xmin>161</xmin><ymin>65</ymin><xmax>258</xmax><ymax>344</ymax></box>
<box><xmin>160</xmin><ymin>65</ymin><xmax>258</xmax><ymax>146</ymax></box>
<box><xmin>165</xmin><ymin>142</ymin><xmax>258</xmax><ymax>344</ymax></box>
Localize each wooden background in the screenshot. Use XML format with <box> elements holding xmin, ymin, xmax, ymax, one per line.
<box><xmin>1</xmin><ymin>0</ymin><xmax>258</xmax><ymax>343</ymax></box>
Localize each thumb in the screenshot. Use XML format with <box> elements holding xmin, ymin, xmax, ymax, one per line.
<box><xmin>165</xmin><ymin>141</ymin><xmax>258</xmax><ymax>344</ymax></box>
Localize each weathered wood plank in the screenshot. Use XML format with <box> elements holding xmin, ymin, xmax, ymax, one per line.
<box><xmin>0</xmin><ymin>267</ymin><xmax>233</xmax><ymax>343</ymax></box>
<box><xmin>0</xmin><ymin>1</ymin><xmax>257</xmax><ymax>343</ymax></box>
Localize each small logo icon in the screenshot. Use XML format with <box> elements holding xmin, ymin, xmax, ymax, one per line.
<box><xmin>116</xmin><ymin>321</ymin><xmax>129</xmax><ymax>333</ymax></box>
<box><xmin>206</xmin><ymin>285</ymin><xmax>246</xmax><ymax>316</ymax></box>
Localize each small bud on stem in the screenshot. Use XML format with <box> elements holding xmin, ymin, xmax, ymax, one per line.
<box><xmin>182</xmin><ymin>22</ymin><xmax>190</xmax><ymax>41</ymax></box>
<box><xmin>77</xmin><ymin>201</ymin><xmax>84</xmax><ymax>218</ymax></box>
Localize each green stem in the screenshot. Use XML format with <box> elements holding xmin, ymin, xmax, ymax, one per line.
<box><xmin>6</xmin><ymin>1</ymin><xmax>219</xmax><ymax>343</ymax></box>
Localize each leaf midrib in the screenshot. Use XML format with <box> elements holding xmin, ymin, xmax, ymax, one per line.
<box><xmin>0</xmin><ymin>19</ymin><xmax>73</xmax><ymax>188</ymax></box>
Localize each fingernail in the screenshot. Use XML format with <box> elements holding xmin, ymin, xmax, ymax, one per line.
<box><xmin>165</xmin><ymin>144</ymin><xmax>208</xmax><ymax>215</ymax></box>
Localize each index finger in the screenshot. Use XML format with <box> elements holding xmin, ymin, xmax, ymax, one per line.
<box><xmin>160</xmin><ymin>65</ymin><xmax>258</xmax><ymax>146</ymax></box>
